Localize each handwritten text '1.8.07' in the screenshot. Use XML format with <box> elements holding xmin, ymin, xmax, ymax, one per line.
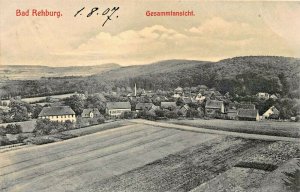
<box><xmin>74</xmin><ymin>6</ymin><xmax>119</xmax><ymax>27</ymax></box>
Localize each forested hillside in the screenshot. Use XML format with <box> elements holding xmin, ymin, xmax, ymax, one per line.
<box><xmin>1</xmin><ymin>56</ymin><xmax>299</xmax><ymax>99</ymax></box>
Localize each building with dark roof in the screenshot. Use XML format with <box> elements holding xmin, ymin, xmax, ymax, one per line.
<box><xmin>237</xmin><ymin>109</ymin><xmax>259</xmax><ymax>121</ymax></box>
<box><xmin>239</xmin><ymin>103</ymin><xmax>256</xmax><ymax>110</ymax></box>
<box><xmin>38</xmin><ymin>106</ymin><xmax>76</xmax><ymax>122</ymax></box>
<box><xmin>81</xmin><ymin>108</ymin><xmax>101</xmax><ymax>118</ymax></box>
<box><xmin>205</xmin><ymin>100</ymin><xmax>225</xmax><ymax>116</ymax></box>
<box><xmin>106</xmin><ymin>102</ymin><xmax>131</xmax><ymax>117</ymax></box>
<box><xmin>161</xmin><ymin>102</ymin><xmax>177</xmax><ymax>110</ymax></box>
<box><xmin>227</xmin><ymin>109</ymin><xmax>238</xmax><ymax>120</ymax></box>
<box><xmin>135</xmin><ymin>103</ymin><xmax>155</xmax><ymax>111</ymax></box>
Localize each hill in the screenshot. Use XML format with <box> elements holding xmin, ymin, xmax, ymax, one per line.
<box><xmin>90</xmin><ymin>56</ymin><xmax>300</xmax><ymax>96</ymax></box>
<box><xmin>92</xmin><ymin>59</ymin><xmax>211</xmax><ymax>80</ymax></box>
<box><xmin>1</xmin><ymin>56</ymin><xmax>299</xmax><ymax>99</ymax></box>
<box><xmin>0</xmin><ymin>63</ymin><xmax>120</xmax><ymax>80</ymax></box>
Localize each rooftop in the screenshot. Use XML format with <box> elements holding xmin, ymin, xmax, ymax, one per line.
<box><xmin>38</xmin><ymin>106</ymin><xmax>75</xmax><ymax>117</ymax></box>
<box><xmin>106</xmin><ymin>102</ymin><xmax>131</xmax><ymax>109</ymax></box>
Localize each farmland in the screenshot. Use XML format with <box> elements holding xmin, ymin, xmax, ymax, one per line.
<box><xmin>0</xmin><ymin>121</ymin><xmax>299</xmax><ymax>192</ymax></box>
<box><xmin>166</xmin><ymin>119</ymin><xmax>300</xmax><ymax>138</ymax></box>
<box><xmin>1</xmin><ymin>93</ymin><xmax>76</xmax><ymax>105</ymax></box>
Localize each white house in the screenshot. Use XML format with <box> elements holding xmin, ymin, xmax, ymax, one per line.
<box><xmin>81</xmin><ymin>108</ymin><xmax>101</xmax><ymax>118</ymax></box>
<box><xmin>38</xmin><ymin>106</ymin><xmax>76</xmax><ymax>123</ymax></box>
<box><xmin>106</xmin><ymin>102</ymin><xmax>131</xmax><ymax>117</ymax></box>
<box><xmin>257</xmin><ymin>92</ymin><xmax>270</xmax><ymax>100</ymax></box>
<box><xmin>195</xmin><ymin>93</ymin><xmax>206</xmax><ymax>103</ymax></box>
<box><xmin>262</xmin><ymin>106</ymin><xmax>280</xmax><ymax>119</ymax></box>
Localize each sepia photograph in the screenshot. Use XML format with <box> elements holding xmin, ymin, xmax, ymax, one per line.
<box><xmin>0</xmin><ymin>0</ymin><xmax>300</xmax><ymax>191</ymax></box>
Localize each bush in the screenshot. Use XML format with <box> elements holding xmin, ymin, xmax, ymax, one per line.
<box><xmin>34</xmin><ymin>119</ymin><xmax>65</xmax><ymax>136</ymax></box>
<box><xmin>0</xmin><ymin>126</ymin><xmax>6</xmax><ymax>136</ymax></box>
<box><xmin>6</xmin><ymin>124</ymin><xmax>22</xmax><ymax>134</ymax></box>
<box><xmin>26</xmin><ymin>136</ymin><xmax>57</xmax><ymax>145</ymax></box>
<box><xmin>0</xmin><ymin>136</ymin><xmax>10</xmax><ymax>146</ymax></box>
<box><xmin>186</xmin><ymin>109</ymin><xmax>199</xmax><ymax>118</ymax></box>
<box><xmin>97</xmin><ymin>117</ymin><xmax>105</xmax><ymax>124</ymax></box>
<box><xmin>64</xmin><ymin>120</ymin><xmax>74</xmax><ymax>130</ymax></box>
<box><xmin>17</xmin><ymin>134</ymin><xmax>28</xmax><ymax>143</ymax></box>
<box><xmin>144</xmin><ymin>111</ymin><xmax>157</xmax><ymax>120</ymax></box>
<box><xmin>154</xmin><ymin>109</ymin><xmax>165</xmax><ymax>117</ymax></box>
<box><xmin>88</xmin><ymin>118</ymin><xmax>98</xmax><ymax>126</ymax></box>
<box><xmin>121</xmin><ymin>111</ymin><xmax>135</xmax><ymax>119</ymax></box>
<box><xmin>165</xmin><ymin>111</ymin><xmax>179</xmax><ymax>119</ymax></box>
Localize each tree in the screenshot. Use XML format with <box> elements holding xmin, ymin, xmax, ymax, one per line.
<box><xmin>277</xmin><ymin>98</ymin><xmax>297</xmax><ymax>119</ymax></box>
<box><xmin>176</xmin><ymin>98</ymin><xmax>184</xmax><ymax>107</ymax></box>
<box><xmin>256</xmin><ymin>99</ymin><xmax>276</xmax><ymax>115</ymax></box>
<box><xmin>64</xmin><ymin>95</ymin><xmax>84</xmax><ymax>115</ymax></box>
<box><xmin>32</xmin><ymin>104</ymin><xmax>43</xmax><ymax>119</ymax></box>
<box><xmin>86</xmin><ymin>95</ymin><xmax>106</xmax><ymax>114</ymax></box>
<box><xmin>9</xmin><ymin>100</ymin><xmax>31</xmax><ymax>122</ymax></box>
<box><xmin>278</xmin><ymin>73</ymin><xmax>290</xmax><ymax>96</ymax></box>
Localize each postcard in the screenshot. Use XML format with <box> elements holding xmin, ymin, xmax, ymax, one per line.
<box><xmin>0</xmin><ymin>0</ymin><xmax>299</xmax><ymax>192</ymax></box>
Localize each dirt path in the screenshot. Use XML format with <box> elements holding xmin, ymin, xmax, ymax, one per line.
<box><xmin>130</xmin><ymin>119</ymin><xmax>300</xmax><ymax>142</ymax></box>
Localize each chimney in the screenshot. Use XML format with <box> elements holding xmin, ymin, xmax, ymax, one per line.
<box><xmin>134</xmin><ymin>83</ymin><xmax>137</xmax><ymax>97</ymax></box>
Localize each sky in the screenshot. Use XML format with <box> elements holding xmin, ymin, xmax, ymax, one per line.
<box><xmin>1</xmin><ymin>0</ymin><xmax>300</xmax><ymax>66</ymax></box>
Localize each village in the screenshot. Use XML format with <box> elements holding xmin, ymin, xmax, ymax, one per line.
<box><xmin>0</xmin><ymin>83</ymin><xmax>298</xmax><ymax>147</ymax></box>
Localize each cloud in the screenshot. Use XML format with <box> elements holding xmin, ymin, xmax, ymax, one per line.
<box><xmin>188</xmin><ymin>17</ymin><xmax>262</xmax><ymax>41</ymax></box>
<box><xmin>55</xmin><ymin>25</ymin><xmax>188</xmax><ymax>63</ymax></box>
<box><xmin>50</xmin><ymin>19</ymin><xmax>294</xmax><ymax>65</ymax></box>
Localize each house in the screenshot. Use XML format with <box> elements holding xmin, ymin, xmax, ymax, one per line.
<box><xmin>257</xmin><ymin>92</ymin><xmax>270</xmax><ymax>100</ymax></box>
<box><xmin>135</xmin><ymin>103</ymin><xmax>155</xmax><ymax>112</ymax></box>
<box><xmin>195</xmin><ymin>93</ymin><xmax>206</xmax><ymax>103</ymax></box>
<box><xmin>106</xmin><ymin>102</ymin><xmax>131</xmax><ymax>117</ymax></box>
<box><xmin>227</xmin><ymin>109</ymin><xmax>238</xmax><ymax>120</ymax></box>
<box><xmin>262</xmin><ymin>106</ymin><xmax>280</xmax><ymax>119</ymax></box>
<box><xmin>174</xmin><ymin>87</ymin><xmax>183</xmax><ymax>94</ymax></box>
<box><xmin>198</xmin><ymin>85</ymin><xmax>208</xmax><ymax>91</ymax></box>
<box><xmin>203</xmin><ymin>90</ymin><xmax>215</xmax><ymax>99</ymax></box>
<box><xmin>38</xmin><ymin>106</ymin><xmax>76</xmax><ymax>122</ymax></box>
<box><xmin>237</xmin><ymin>109</ymin><xmax>260</xmax><ymax>121</ymax></box>
<box><xmin>239</xmin><ymin>103</ymin><xmax>256</xmax><ymax>110</ymax></box>
<box><xmin>148</xmin><ymin>105</ymin><xmax>161</xmax><ymax>114</ymax></box>
<box><xmin>182</xmin><ymin>97</ymin><xmax>193</xmax><ymax>104</ymax></box>
<box><xmin>205</xmin><ymin>100</ymin><xmax>225</xmax><ymax>115</ymax></box>
<box><xmin>178</xmin><ymin>104</ymin><xmax>190</xmax><ymax>116</ymax></box>
<box><xmin>81</xmin><ymin>108</ymin><xmax>101</xmax><ymax>118</ymax></box>
<box><xmin>0</xmin><ymin>106</ymin><xmax>10</xmax><ymax>113</ymax></box>
<box><xmin>161</xmin><ymin>102</ymin><xmax>177</xmax><ymax>110</ymax></box>
<box><xmin>270</xmin><ymin>94</ymin><xmax>278</xmax><ymax>100</ymax></box>
<box><xmin>228</xmin><ymin>102</ymin><xmax>255</xmax><ymax>110</ymax></box>
<box><xmin>172</xmin><ymin>93</ymin><xmax>181</xmax><ymax>99</ymax></box>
